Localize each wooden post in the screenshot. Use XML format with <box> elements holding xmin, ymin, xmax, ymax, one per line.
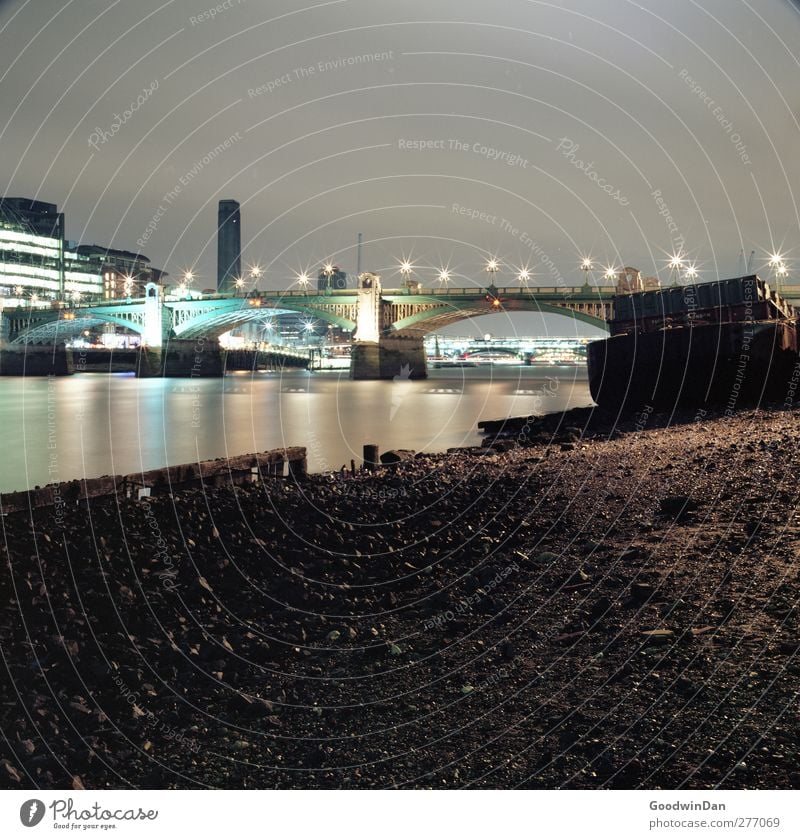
<box><xmin>363</xmin><ymin>444</ymin><xmax>379</xmax><ymax>471</ymax></box>
<box><xmin>288</xmin><ymin>457</ymin><xmax>308</xmax><ymax>480</ymax></box>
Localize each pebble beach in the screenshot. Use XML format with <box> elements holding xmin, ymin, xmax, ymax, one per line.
<box><xmin>2</xmin><ymin>405</ymin><xmax>799</xmax><ymax>789</ymax></box>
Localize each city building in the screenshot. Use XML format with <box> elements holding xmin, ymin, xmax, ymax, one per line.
<box><xmin>318</xmin><ymin>265</ymin><xmax>348</xmax><ymax>290</ymax></box>
<box><xmin>217</xmin><ymin>199</ymin><xmax>241</xmax><ymax>292</ymax></box>
<box><xmin>75</xmin><ymin>244</ymin><xmax>166</xmax><ymax>300</ymax></box>
<box><xmin>0</xmin><ymin>197</ymin><xmax>165</xmax><ymax>305</ymax></box>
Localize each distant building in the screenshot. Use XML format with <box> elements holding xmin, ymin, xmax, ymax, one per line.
<box><xmin>75</xmin><ymin>245</ymin><xmax>167</xmax><ymax>300</ymax></box>
<box><xmin>217</xmin><ymin>199</ymin><xmax>241</xmax><ymax>292</ymax></box>
<box><xmin>615</xmin><ymin>266</ymin><xmax>659</xmax><ymax>294</ymax></box>
<box><xmin>317</xmin><ymin>265</ymin><xmax>347</xmax><ymax>290</ymax></box>
<box><xmin>0</xmin><ymin>196</ymin><xmax>165</xmax><ymax>304</ymax></box>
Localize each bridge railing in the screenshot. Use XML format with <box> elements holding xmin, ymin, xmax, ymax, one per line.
<box><xmin>384</xmin><ymin>286</ymin><xmax>613</xmax><ymax>296</ymax></box>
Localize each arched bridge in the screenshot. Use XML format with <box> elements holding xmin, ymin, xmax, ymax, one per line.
<box><xmin>1</xmin><ymin>280</ymin><xmax>615</xmax><ymax>378</ymax></box>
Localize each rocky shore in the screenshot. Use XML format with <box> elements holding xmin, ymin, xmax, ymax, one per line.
<box><xmin>2</xmin><ymin>405</ymin><xmax>799</xmax><ymax>790</ymax></box>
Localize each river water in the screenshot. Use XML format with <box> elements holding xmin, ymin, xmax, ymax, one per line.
<box><xmin>0</xmin><ymin>366</ymin><xmax>591</xmax><ymax>493</ymax></box>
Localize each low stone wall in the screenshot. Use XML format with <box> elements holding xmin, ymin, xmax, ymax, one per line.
<box><xmin>0</xmin><ymin>447</ymin><xmax>307</xmax><ymax>514</ymax></box>
<box><xmin>0</xmin><ymin>346</ymin><xmax>74</xmax><ymax>376</ymax></box>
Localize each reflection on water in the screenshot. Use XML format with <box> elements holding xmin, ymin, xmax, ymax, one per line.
<box><xmin>0</xmin><ymin>366</ymin><xmax>592</xmax><ymax>492</ymax></box>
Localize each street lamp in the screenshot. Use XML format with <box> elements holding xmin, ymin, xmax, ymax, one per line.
<box><xmin>603</xmin><ymin>266</ymin><xmax>617</xmax><ymax>284</ymax></box>
<box><xmin>775</xmin><ymin>262</ymin><xmax>788</xmax><ymax>293</ymax></box>
<box><xmin>768</xmin><ymin>252</ymin><xmax>783</xmax><ymax>269</ymax></box>
<box><xmin>183</xmin><ymin>270</ymin><xmax>195</xmax><ymax>285</ymax></box>
<box><xmin>234</xmin><ymin>276</ymin><xmax>245</xmax><ymax>295</ymax></box>
<box><xmin>485</xmin><ymin>258</ymin><xmax>500</xmax><ymax>287</ymax></box>
<box><xmin>517</xmin><ymin>268</ymin><xmax>531</xmax><ymax>286</ymax></box>
<box><xmin>685</xmin><ymin>264</ymin><xmax>699</xmax><ymax>282</ymax></box>
<box><xmin>580</xmin><ymin>257</ymin><xmax>593</xmax><ymax>289</ymax></box>
<box><xmin>296</xmin><ymin>271</ymin><xmax>311</xmax><ymax>290</ymax></box>
<box><xmin>668</xmin><ymin>253</ymin><xmax>685</xmax><ymax>286</ymax></box>
<box><xmin>437</xmin><ymin>268</ymin><xmax>451</xmax><ymax>285</ymax></box>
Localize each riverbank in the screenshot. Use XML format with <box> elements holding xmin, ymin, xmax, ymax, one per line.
<box><xmin>2</xmin><ymin>405</ymin><xmax>799</xmax><ymax>789</ymax></box>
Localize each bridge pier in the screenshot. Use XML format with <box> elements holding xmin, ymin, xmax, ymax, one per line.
<box><xmin>0</xmin><ymin>345</ymin><xmax>74</xmax><ymax>376</ymax></box>
<box><xmin>136</xmin><ymin>339</ymin><xmax>224</xmax><ymax>378</ymax></box>
<box><xmin>350</xmin><ymin>336</ymin><xmax>427</xmax><ymax>380</ymax></box>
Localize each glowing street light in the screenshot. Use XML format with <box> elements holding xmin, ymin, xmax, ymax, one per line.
<box><xmin>603</xmin><ymin>266</ymin><xmax>617</xmax><ymax>282</ymax></box>
<box><xmin>769</xmin><ymin>252</ymin><xmax>784</xmax><ymax>268</ymax></box>
<box><xmin>399</xmin><ymin>260</ymin><xmax>414</xmax><ymax>280</ymax></box>
<box><xmin>183</xmin><ymin>270</ymin><xmax>195</xmax><ymax>285</ymax></box>
<box><xmin>517</xmin><ymin>268</ymin><xmax>531</xmax><ymax>285</ymax></box>
<box><xmin>249</xmin><ymin>264</ymin><xmax>263</xmax><ymax>282</ymax></box>
<box><xmin>296</xmin><ymin>271</ymin><xmax>311</xmax><ymax>288</ymax></box>
<box><xmin>685</xmin><ymin>264</ymin><xmax>699</xmax><ymax>281</ymax></box>
<box><xmin>485</xmin><ymin>258</ymin><xmax>501</xmax><ymax>282</ymax></box>
<box><xmin>234</xmin><ymin>276</ymin><xmax>245</xmax><ymax>294</ymax></box>
<box><xmin>580</xmin><ymin>257</ymin><xmax>593</xmax><ymax>289</ymax></box>
<box><xmin>437</xmin><ymin>268</ymin><xmax>451</xmax><ymax>285</ymax></box>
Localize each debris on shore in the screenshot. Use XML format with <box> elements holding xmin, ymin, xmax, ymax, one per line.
<box><xmin>2</xmin><ymin>406</ymin><xmax>799</xmax><ymax>790</ymax></box>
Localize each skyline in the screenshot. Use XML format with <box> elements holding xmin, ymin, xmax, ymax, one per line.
<box><xmin>0</xmin><ymin>0</ymin><xmax>798</xmax><ymax>302</ymax></box>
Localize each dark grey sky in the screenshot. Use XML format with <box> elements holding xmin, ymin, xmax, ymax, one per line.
<box><xmin>1</xmin><ymin>0</ymin><xmax>798</xmax><ymax>336</ymax></box>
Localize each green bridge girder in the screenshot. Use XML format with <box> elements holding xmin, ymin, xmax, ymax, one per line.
<box><xmin>383</xmin><ymin>288</ymin><xmax>612</xmax><ymax>335</ymax></box>
<box><xmin>3</xmin><ymin>286</ymin><xmax>615</xmax><ymax>346</ymax></box>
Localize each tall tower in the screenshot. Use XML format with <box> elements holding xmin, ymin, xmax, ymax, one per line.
<box><xmin>217</xmin><ymin>199</ymin><xmax>241</xmax><ymax>292</ymax></box>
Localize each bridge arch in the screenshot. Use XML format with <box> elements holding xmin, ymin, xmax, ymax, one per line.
<box><xmin>386</xmin><ymin>296</ymin><xmax>609</xmax><ymax>337</ymax></box>
<box><xmin>172</xmin><ymin>299</ymin><xmax>357</xmax><ymax>340</ymax></box>
<box><xmin>8</xmin><ymin>311</ymin><xmax>145</xmax><ymax>345</ymax></box>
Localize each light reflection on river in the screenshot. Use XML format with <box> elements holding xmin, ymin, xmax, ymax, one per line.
<box><xmin>0</xmin><ymin>366</ymin><xmax>591</xmax><ymax>493</ymax></box>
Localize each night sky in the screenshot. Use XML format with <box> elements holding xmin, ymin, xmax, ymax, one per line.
<box><xmin>1</xmin><ymin>0</ymin><xmax>798</xmax><ymax>335</ymax></box>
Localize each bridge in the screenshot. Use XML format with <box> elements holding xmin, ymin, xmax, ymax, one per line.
<box><xmin>0</xmin><ymin>276</ymin><xmax>615</xmax><ymax>378</ymax></box>
<box><xmin>3</xmin><ymin>275</ymin><xmax>798</xmax><ymax>378</ymax></box>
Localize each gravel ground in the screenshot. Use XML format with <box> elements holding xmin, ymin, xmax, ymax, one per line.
<box><xmin>2</xmin><ymin>405</ymin><xmax>799</xmax><ymax>790</ymax></box>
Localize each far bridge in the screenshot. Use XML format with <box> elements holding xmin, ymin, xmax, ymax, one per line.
<box><xmin>1</xmin><ymin>276</ymin><xmax>615</xmax><ymax>378</ymax></box>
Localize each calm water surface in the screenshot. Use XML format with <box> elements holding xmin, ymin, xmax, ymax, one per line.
<box><xmin>0</xmin><ymin>366</ymin><xmax>591</xmax><ymax>493</ymax></box>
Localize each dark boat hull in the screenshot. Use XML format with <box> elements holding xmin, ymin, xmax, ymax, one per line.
<box><xmin>587</xmin><ymin>319</ymin><xmax>799</xmax><ymax>411</ymax></box>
